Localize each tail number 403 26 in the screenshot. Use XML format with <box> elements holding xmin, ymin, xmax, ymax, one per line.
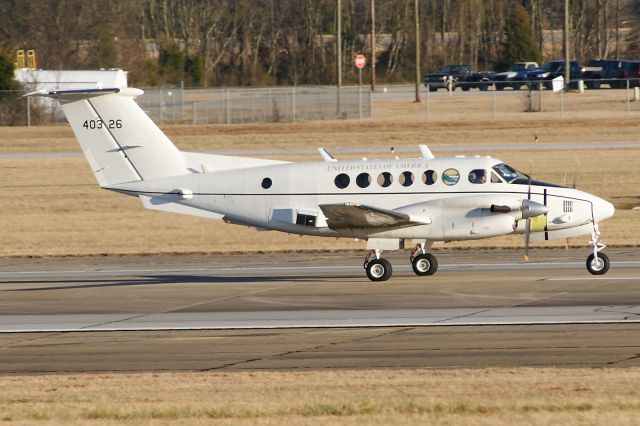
<box><xmin>82</xmin><ymin>119</ymin><xmax>123</xmax><ymax>130</ymax></box>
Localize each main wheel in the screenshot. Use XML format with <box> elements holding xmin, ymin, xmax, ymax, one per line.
<box><xmin>586</xmin><ymin>252</ymin><xmax>610</xmax><ymax>275</ymax></box>
<box><xmin>411</xmin><ymin>253</ymin><xmax>438</xmax><ymax>276</ymax></box>
<box><xmin>366</xmin><ymin>258</ymin><xmax>393</xmax><ymax>282</ymax></box>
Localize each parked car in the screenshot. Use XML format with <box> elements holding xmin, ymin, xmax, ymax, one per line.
<box><xmin>617</xmin><ymin>61</ymin><xmax>640</xmax><ymax>88</ymax></box>
<box><xmin>424</xmin><ymin>64</ymin><xmax>492</xmax><ymax>92</ymax></box>
<box><xmin>526</xmin><ymin>60</ymin><xmax>585</xmax><ymax>89</ymax></box>
<box><xmin>583</xmin><ymin>59</ymin><xmax>626</xmax><ymax>89</ymax></box>
<box><xmin>492</xmin><ymin>62</ymin><xmax>539</xmax><ymax>90</ymax></box>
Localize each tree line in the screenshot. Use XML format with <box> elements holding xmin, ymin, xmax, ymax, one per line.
<box><xmin>0</xmin><ymin>0</ymin><xmax>639</xmax><ymax>88</ymax></box>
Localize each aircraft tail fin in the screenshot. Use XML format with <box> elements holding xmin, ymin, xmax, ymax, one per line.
<box><xmin>35</xmin><ymin>88</ymin><xmax>188</xmax><ymax>186</ymax></box>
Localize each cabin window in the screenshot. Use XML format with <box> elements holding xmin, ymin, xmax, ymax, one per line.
<box><xmin>399</xmin><ymin>171</ymin><xmax>414</xmax><ymax>187</ymax></box>
<box><xmin>261</xmin><ymin>177</ymin><xmax>272</xmax><ymax>189</ymax></box>
<box><xmin>356</xmin><ymin>172</ymin><xmax>371</xmax><ymax>188</ymax></box>
<box><xmin>468</xmin><ymin>169</ymin><xmax>487</xmax><ymax>184</ymax></box>
<box><xmin>334</xmin><ymin>173</ymin><xmax>350</xmax><ymax>189</ymax></box>
<box><xmin>422</xmin><ymin>170</ymin><xmax>437</xmax><ymax>185</ymax></box>
<box><xmin>377</xmin><ymin>172</ymin><xmax>393</xmax><ymax>187</ymax></box>
<box><xmin>442</xmin><ymin>168</ymin><xmax>460</xmax><ymax>185</ymax></box>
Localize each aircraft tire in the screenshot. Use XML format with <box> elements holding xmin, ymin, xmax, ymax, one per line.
<box><xmin>366</xmin><ymin>258</ymin><xmax>392</xmax><ymax>282</ymax></box>
<box><xmin>586</xmin><ymin>252</ymin><xmax>610</xmax><ymax>275</ymax></box>
<box><xmin>412</xmin><ymin>253</ymin><xmax>438</xmax><ymax>276</ymax></box>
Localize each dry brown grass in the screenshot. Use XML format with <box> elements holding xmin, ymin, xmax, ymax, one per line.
<box><xmin>1</xmin><ymin>368</ymin><xmax>640</xmax><ymax>425</ymax></box>
<box><xmin>1</xmin><ymin>93</ymin><xmax>639</xmax><ymax>257</ymax></box>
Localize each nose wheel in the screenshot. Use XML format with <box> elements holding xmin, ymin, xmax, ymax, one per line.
<box><xmin>586</xmin><ymin>252</ymin><xmax>609</xmax><ymax>275</ymax></box>
<box><xmin>587</xmin><ymin>223</ymin><xmax>609</xmax><ymax>275</ymax></box>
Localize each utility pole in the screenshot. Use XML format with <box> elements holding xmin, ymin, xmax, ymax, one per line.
<box><xmin>370</xmin><ymin>0</ymin><xmax>376</xmax><ymax>91</ymax></box>
<box><xmin>336</xmin><ymin>0</ymin><xmax>342</xmax><ymax>114</ymax></box>
<box><xmin>414</xmin><ymin>0</ymin><xmax>421</xmax><ymax>102</ymax></box>
<box><xmin>564</xmin><ymin>0</ymin><xmax>570</xmax><ymax>90</ymax></box>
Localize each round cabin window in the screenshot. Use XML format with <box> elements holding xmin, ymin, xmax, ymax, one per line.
<box><xmin>377</xmin><ymin>172</ymin><xmax>393</xmax><ymax>187</ymax></box>
<box><xmin>334</xmin><ymin>173</ymin><xmax>350</xmax><ymax>189</ymax></box>
<box><xmin>422</xmin><ymin>170</ymin><xmax>437</xmax><ymax>185</ymax></box>
<box><xmin>442</xmin><ymin>168</ymin><xmax>460</xmax><ymax>186</ymax></box>
<box><xmin>399</xmin><ymin>171</ymin><xmax>414</xmax><ymax>187</ymax></box>
<box><xmin>356</xmin><ymin>172</ymin><xmax>371</xmax><ymax>188</ymax></box>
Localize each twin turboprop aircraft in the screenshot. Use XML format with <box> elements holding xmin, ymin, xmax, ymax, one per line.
<box><xmin>35</xmin><ymin>88</ymin><xmax>615</xmax><ymax>281</ymax></box>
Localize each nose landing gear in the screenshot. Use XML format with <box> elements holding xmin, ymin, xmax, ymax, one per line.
<box><xmin>586</xmin><ymin>223</ymin><xmax>610</xmax><ymax>275</ymax></box>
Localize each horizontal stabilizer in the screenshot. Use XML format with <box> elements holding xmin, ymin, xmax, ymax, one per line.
<box><xmin>139</xmin><ymin>195</ymin><xmax>223</xmax><ymax>220</ymax></box>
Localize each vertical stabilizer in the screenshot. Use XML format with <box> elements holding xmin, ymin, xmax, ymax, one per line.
<box><xmin>38</xmin><ymin>88</ymin><xmax>188</xmax><ymax>186</ymax></box>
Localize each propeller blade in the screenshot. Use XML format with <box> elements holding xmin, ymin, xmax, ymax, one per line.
<box><xmin>524</xmin><ymin>218</ymin><xmax>531</xmax><ymax>262</ymax></box>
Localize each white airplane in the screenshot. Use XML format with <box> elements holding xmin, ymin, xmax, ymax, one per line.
<box><xmin>33</xmin><ymin>88</ymin><xmax>615</xmax><ymax>281</ymax></box>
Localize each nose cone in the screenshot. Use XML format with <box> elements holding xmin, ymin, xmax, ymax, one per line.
<box><xmin>593</xmin><ymin>197</ymin><xmax>615</xmax><ymax>223</ymax></box>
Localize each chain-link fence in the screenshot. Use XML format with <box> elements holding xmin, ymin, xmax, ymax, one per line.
<box><xmin>137</xmin><ymin>85</ymin><xmax>371</xmax><ymax>125</ymax></box>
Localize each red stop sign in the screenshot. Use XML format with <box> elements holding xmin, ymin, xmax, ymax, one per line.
<box><xmin>355</xmin><ymin>55</ymin><xmax>366</xmax><ymax>69</ymax></box>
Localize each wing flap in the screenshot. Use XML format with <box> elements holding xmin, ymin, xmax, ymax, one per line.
<box><xmin>320</xmin><ymin>203</ymin><xmax>429</xmax><ymax>230</ymax></box>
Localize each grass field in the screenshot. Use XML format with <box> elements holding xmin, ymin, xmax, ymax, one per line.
<box><xmin>2</xmin><ymin>368</ymin><xmax>640</xmax><ymax>425</ymax></box>
<box><xmin>1</xmin><ymin>92</ymin><xmax>640</xmax><ymax>425</ymax></box>
<box><xmin>1</xmin><ymin>91</ymin><xmax>639</xmax><ymax>256</ymax></box>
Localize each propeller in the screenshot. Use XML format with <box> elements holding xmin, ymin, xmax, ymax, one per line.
<box><xmin>524</xmin><ymin>172</ymin><xmax>532</xmax><ymax>262</ymax></box>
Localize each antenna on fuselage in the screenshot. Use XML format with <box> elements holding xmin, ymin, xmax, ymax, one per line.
<box><xmin>419</xmin><ymin>144</ymin><xmax>435</xmax><ymax>159</ymax></box>
<box><xmin>391</xmin><ymin>147</ymin><xmax>399</xmax><ymax>159</ymax></box>
<box><xmin>318</xmin><ymin>148</ymin><xmax>337</xmax><ymax>162</ymax></box>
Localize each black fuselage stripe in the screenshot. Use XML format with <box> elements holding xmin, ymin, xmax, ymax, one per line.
<box><xmin>111</xmin><ymin>188</ymin><xmax>594</xmax><ymax>205</ymax></box>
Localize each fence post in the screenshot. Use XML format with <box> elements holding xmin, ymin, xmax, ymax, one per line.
<box><xmin>426</xmin><ymin>84</ymin><xmax>431</xmax><ymax>122</ymax></box>
<box><xmin>292</xmin><ymin>86</ymin><xmax>297</xmax><ymax>123</ymax></box>
<box><xmin>492</xmin><ymin>86</ymin><xmax>496</xmax><ymax>120</ymax></box>
<box><xmin>193</xmin><ymin>101</ymin><xmax>197</xmax><ymax>125</ymax></box>
<box><xmin>560</xmin><ymin>88</ymin><xmax>564</xmax><ymax>116</ymax></box>
<box><xmin>539</xmin><ymin>86</ymin><xmax>544</xmax><ymax>113</ymax></box>
<box><xmin>627</xmin><ymin>79</ymin><xmax>631</xmax><ymax>114</ymax></box>
<box><xmin>26</xmin><ymin>95</ymin><xmax>31</xmax><ymax>127</ymax></box>
<box><xmin>159</xmin><ymin>88</ymin><xmax>164</xmax><ymax>126</ymax></box>
<box><xmin>226</xmin><ymin>88</ymin><xmax>231</xmax><ymax>124</ymax></box>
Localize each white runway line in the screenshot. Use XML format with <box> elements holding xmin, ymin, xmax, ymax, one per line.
<box><xmin>1</xmin><ymin>261</ymin><xmax>639</xmax><ymax>278</ymax></box>
<box><xmin>1</xmin><ymin>305</ymin><xmax>640</xmax><ymax>333</ymax></box>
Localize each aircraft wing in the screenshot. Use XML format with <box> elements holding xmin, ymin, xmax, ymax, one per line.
<box><xmin>319</xmin><ymin>203</ymin><xmax>429</xmax><ymax>229</ymax></box>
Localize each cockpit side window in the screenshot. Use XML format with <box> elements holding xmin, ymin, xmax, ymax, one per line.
<box><xmin>468</xmin><ymin>169</ymin><xmax>487</xmax><ymax>184</ymax></box>
<box><xmin>490</xmin><ymin>172</ymin><xmax>502</xmax><ymax>183</ymax></box>
<box><xmin>492</xmin><ymin>163</ymin><xmax>522</xmax><ymax>183</ymax></box>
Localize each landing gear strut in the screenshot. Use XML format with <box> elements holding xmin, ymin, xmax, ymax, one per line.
<box><xmin>362</xmin><ymin>243</ymin><xmax>439</xmax><ymax>282</ymax></box>
<box><xmin>364</xmin><ymin>249</ymin><xmax>392</xmax><ymax>282</ymax></box>
<box><xmin>586</xmin><ymin>223</ymin><xmax>610</xmax><ymax>275</ymax></box>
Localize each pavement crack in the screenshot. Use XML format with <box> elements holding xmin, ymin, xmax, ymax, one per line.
<box><xmin>197</xmin><ymin>326</ymin><xmax>412</xmax><ymax>372</ymax></box>
<box><xmin>434</xmin><ymin>308</ymin><xmax>491</xmax><ymax>324</ymax></box>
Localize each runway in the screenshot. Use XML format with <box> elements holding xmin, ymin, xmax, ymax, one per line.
<box><xmin>1</xmin><ymin>248</ymin><xmax>639</xmax><ymax>372</ymax></box>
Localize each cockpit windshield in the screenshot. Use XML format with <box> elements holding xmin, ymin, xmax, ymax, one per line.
<box><xmin>492</xmin><ymin>163</ymin><xmax>565</xmax><ymax>188</ymax></box>
<box><xmin>492</xmin><ymin>163</ymin><xmax>522</xmax><ymax>182</ymax></box>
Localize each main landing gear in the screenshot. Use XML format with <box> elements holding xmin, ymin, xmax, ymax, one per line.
<box><xmin>586</xmin><ymin>223</ymin><xmax>610</xmax><ymax>275</ymax></box>
<box><xmin>363</xmin><ymin>244</ymin><xmax>439</xmax><ymax>282</ymax></box>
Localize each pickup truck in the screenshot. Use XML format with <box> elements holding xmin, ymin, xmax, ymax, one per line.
<box><xmin>582</xmin><ymin>59</ymin><xmax>640</xmax><ymax>89</ymax></box>
<box><xmin>492</xmin><ymin>62</ymin><xmax>539</xmax><ymax>90</ymax></box>
<box><xmin>526</xmin><ymin>60</ymin><xmax>585</xmax><ymax>89</ymax></box>
<box><xmin>424</xmin><ymin>65</ymin><xmax>493</xmax><ymax>92</ymax></box>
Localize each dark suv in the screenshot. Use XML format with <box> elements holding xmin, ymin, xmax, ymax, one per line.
<box><xmin>526</xmin><ymin>60</ymin><xmax>584</xmax><ymax>89</ymax></box>
<box><xmin>583</xmin><ymin>59</ymin><xmax>625</xmax><ymax>89</ymax></box>
<box><xmin>619</xmin><ymin>61</ymin><xmax>640</xmax><ymax>88</ymax></box>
